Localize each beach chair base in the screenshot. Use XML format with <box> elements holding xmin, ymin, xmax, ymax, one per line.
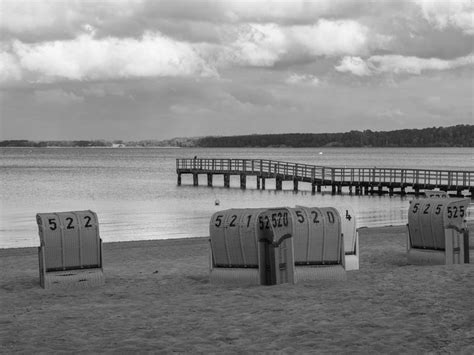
<box><xmin>295</xmin><ymin>265</ymin><xmax>347</xmax><ymax>282</ymax></box>
<box><xmin>40</xmin><ymin>268</ymin><xmax>105</xmax><ymax>289</ymax></box>
<box><xmin>406</xmin><ymin>229</ymin><xmax>466</xmax><ymax>265</ymax></box>
<box><xmin>407</xmin><ymin>249</ymin><xmax>448</xmax><ymax>266</ymax></box>
<box><xmin>209</xmin><ymin>267</ymin><xmax>260</xmax><ymax>286</ymax></box>
<box><xmin>344</xmin><ymin>254</ymin><xmax>359</xmax><ymax>271</ymax></box>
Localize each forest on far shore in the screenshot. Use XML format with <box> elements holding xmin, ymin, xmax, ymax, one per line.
<box><xmin>1</xmin><ymin>125</ymin><xmax>473</xmax><ymax>148</ymax></box>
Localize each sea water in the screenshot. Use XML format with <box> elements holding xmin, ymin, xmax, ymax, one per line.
<box><xmin>1</xmin><ymin>147</ymin><xmax>473</xmax><ymax>248</ymax></box>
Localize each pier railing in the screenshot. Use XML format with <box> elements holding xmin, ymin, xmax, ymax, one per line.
<box><xmin>176</xmin><ymin>158</ymin><xmax>473</xmax><ymax>188</ymax></box>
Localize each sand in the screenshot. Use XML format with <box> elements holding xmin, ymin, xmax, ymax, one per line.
<box><xmin>1</xmin><ymin>225</ymin><xmax>473</xmax><ymax>354</ymax></box>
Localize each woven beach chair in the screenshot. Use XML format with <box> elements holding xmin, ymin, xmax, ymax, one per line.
<box><xmin>209</xmin><ymin>207</ymin><xmax>296</xmax><ymax>285</ymax></box>
<box><xmin>37</xmin><ymin>210</ymin><xmax>105</xmax><ymax>289</ymax></box>
<box><xmin>335</xmin><ymin>206</ymin><xmax>359</xmax><ymax>271</ymax></box>
<box><xmin>209</xmin><ymin>208</ymin><xmax>264</xmax><ymax>285</ymax></box>
<box><xmin>291</xmin><ymin>206</ymin><xmax>347</xmax><ymax>281</ymax></box>
<box><xmin>407</xmin><ymin>198</ymin><xmax>470</xmax><ymax>265</ymax></box>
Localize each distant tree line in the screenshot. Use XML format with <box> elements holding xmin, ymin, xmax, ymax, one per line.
<box><xmin>196</xmin><ymin>125</ymin><xmax>474</xmax><ymax>148</ymax></box>
<box><xmin>0</xmin><ymin>140</ymin><xmax>112</xmax><ymax>147</ymax></box>
<box><xmin>1</xmin><ymin>125</ymin><xmax>472</xmax><ymax>148</ymax></box>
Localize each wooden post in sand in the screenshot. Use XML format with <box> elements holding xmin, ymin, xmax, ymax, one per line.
<box><xmin>240</xmin><ymin>174</ymin><xmax>246</xmax><ymax>189</ymax></box>
<box><xmin>293</xmin><ymin>179</ymin><xmax>298</xmax><ymax>191</ymax></box>
<box><xmin>276</xmin><ymin>176</ymin><xmax>282</xmax><ymax>190</ymax></box>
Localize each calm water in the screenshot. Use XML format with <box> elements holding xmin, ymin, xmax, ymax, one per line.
<box><xmin>1</xmin><ymin>147</ymin><xmax>473</xmax><ymax>248</ymax></box>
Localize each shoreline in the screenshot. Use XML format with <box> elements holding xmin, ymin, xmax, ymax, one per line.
<box><xmin>1</xmin><ymin>225</ymin><xmax>473</xmax><ymax>353</ymax></box>
<box><xmin>3</xmin><ymin>221</ymin><xmax>473</xmax><ymax>252</ymax></box>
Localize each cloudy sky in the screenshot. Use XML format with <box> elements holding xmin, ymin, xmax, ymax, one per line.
<box><xmin>0</xmin><ymin>0</ymin><xmax>472</xmax><ymax>140</ymax></box>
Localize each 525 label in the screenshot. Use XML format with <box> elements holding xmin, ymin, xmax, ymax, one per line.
<box><xmin>447</xmin><ymin>205</ymin><xmax>465</xmax><ymax>219</ymax></box>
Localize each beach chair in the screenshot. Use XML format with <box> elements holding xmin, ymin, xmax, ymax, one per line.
<box><xmin>36</xmin><ymin>210</ymin><xmax>105</xmax><ymax>289</ymax></box>
<box><xmin>407</xmin><ymin>198</ymin><xmax>470</xmax><ymax>265</ymax></box>
<box><xmin>291</xmin><ymin>206</ymin><xmax>346</xmax><ymax>281</ymax></box>
<box><xmin>335</xmin><ymin>206</ymin><xmax>359</xmax><ymax>271</ymax></box>
<box><xmin>209</xmin><ymin>207</ymin><xmax>296</xmax><ymax>285</ymax></box>
<box><xmin>209</xmin><ymin>208</ymin><xmax>263</xmax><ymax>285</ymax></box>
<box><xmin>256</xmin><ymin>208</ymin><xmax>295</xmax><ymax>285</ymax></box>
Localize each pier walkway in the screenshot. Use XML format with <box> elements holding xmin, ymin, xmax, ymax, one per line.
<box><xmin>176</xmin><ymin>158</ymin><xmax>473</xmax><ymax>197</ymax></box>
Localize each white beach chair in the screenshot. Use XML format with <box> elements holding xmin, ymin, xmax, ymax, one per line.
<box><xmin>335</xmin><ymin>206</ymin><xmax>359</xmax><ymax>271</ymax></box>
<box><xmin>407</xmin><ymin>198</ymin><xmax>470</xmax><ymax>265</ymax></box>
<box><xmin>36</xmin><ymin>210</ymin><xmax>105</xmax><ymax>289</ymax></box>
<box><xmin>291</xmin><ymin>206</ymin><xmax>347</xmax><ymax>281</ymax></box>
<box><xmin>209</xmin><ymin>207</ymin><xmax>296</xmax><ymax>285</ymax></box>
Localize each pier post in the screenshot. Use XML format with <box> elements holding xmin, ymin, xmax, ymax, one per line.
<box><xmin>177</xmin><ymin>173</ymin><xmax>182</xmax><ymax>186</ymax></box>
<box><xmin>207</xmin><ymin>173</ymin><xmax>213</xmax><ymax>187</ymax></box>
<box><xmin>378</xmin><ymin>185</ymin><xmax>383</xmax><ymax>195</ymax></box>
<box><xmin>349</xmin><ymin>185</ymin><xmax>353</xmax><ymax>195</ymax></box>
<box><xmin>401</xmin><ymin>186</ymin><xmax>406</xmax><ymax>196</ymax></box>
<box><xmin>311</xmin><ymin>182</ymin><xmax>316</xmax><ymax>194</ymax></box>
<box><xmin>276</xmin><ymin>176</ymin><xmax>282</xmax><ymax>190</ymax></box>
<box><xmin>389</xmin><ymin>187</ymin><xmax>394</xmax><ymax>196</ymax></box>
<box><xmin>240</xmin><ymin>174</ymin><xmax>246</xmax><ymax>189</ymax></box>
<box><xmin>317</xmin><ymin>184</ymin><xmax>322</xmax><ymax>193</ymax></box>
<box><xmin>331</xmin><ymin>184</ymin><xmax>336</xmax><ymax>195</ymax></box>
<box><xmin>262</xmin><ymin>178</ymin><xmax>266</xmax><ymax>190</ymax></box>
<box><xmin>293</xmin><ymin>179</ymin><xmax>298</xmax><ymax>191</ymax></box>
<box><xmin>257</xmin><ymin>176</ymin><xmax>260</xmax><ymax>189</ymax></box>
<box><xmin>193</xmin><ymin>173</ymin><xmax>198</xmax><ymax>186</ymax></box>
<box><xmin>224</xmin><ymin>174</ymin><xmax>230</xmax><ymax>188</ymax></box>
<box><xmin>364</xmin><ymin>185</ymin><xmax>369</xmax><ymax>195</ymax></box>
<box><xmin>414</xmin><ymin>186</ymin><xmax>420</xmax><ymax>196</ymax></box>
<box><xmin>337</xmin><ymin>184</ymin><xmax>342</xmax><ymax>194</ymax></box>
<box><xmin>370</xmin><ymin>185</ymin><xmax>374</xmax><ymax>194</ymax></box>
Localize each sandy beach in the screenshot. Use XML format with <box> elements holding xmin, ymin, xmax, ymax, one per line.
<box><xmin>1</xmin><ymin>225</ymin><xmax>473</xmax><ymax>354</ymax></box>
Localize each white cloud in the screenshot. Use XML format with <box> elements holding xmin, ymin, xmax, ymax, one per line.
<box><xmin>290</xmin><ymin>20</ymin><xmax>369</xmax><ymax>56</ymax></box>
<box><xmin>35</xmin><ymin>89</ymin><xmax>84</xmax><ymax>104</ymax></box>
<box><xmin>7</xmin><ymin>32</ymin><xmax>217</xmax><ymax>83</ymax></box>
<box><xmin>369</xmin><ymin>54</ymin><xmax>473</xmax><ymax>74</ymax></box>
<box><xmin>335</xmin><ymin>56</ymin><xmax>371</xmax><ymax>76</ymax></box>
<box><xmin>214</xmin><ymin>19</ymin><xmax>373</xmax><ymax>68</ymax></box>
<box><xmin>414</xmin><ymin>0</ymin><xmax>474</xmax><ymax>34</ymax></box>
<box><xmin>336</xmin><ymin>53</ymin><xmax>474</xmax><ymax>76</ymax></box>
<box><xmin>0</xmin><ymin>51</ymin><xmax>22</xmax><ymax>82</ymax></box>
<box><xmin>220</xmin><ymin>23</ymin><xmax>288</xmax><ymax>67</ymax></box>
<box><xmin>286</xmin><ymin>73</ymin><xmax>320</xmax><ymax>86</ymax></box>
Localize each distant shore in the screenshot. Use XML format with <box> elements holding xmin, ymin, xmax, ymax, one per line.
<box><xmin>1</xmin><ymin>225</ymin><xmax>473</xmax><ymax>353</ymax></box>
<box><xmin>1</xmin><ymin>124</ymin><xmax>473</xmax><ymax>148</ymax></box>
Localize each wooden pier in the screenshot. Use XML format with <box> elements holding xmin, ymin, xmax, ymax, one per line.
<box><xmin>176</xmin><ymin>158</ymin><xmax>474</xmax><ymax>197</ymax></box>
